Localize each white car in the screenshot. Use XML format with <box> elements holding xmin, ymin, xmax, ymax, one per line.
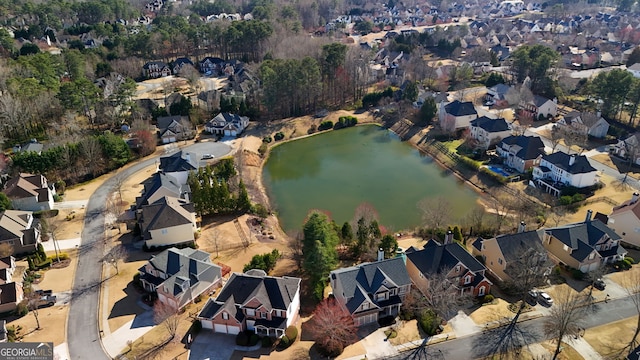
<box><xmin>538</xmin><ymin>292</ymin><xmax>553</xmax><ymax>305</ymax></box>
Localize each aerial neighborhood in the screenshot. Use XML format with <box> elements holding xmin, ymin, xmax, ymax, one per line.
<box><xmin>3</xmin><ymin>0</ymin><xmax>640</xmax><ymax>359</ymax></box>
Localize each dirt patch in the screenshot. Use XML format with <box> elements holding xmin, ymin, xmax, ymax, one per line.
<box><xmin>583</xmin><ymin>316</ymin><xmax>637</xmax><ymax>358</ymax></box>
<box><xmin>119</xmin><ymin>164</ymin><xmax>157</xmax><ymax>207</ymax></box>
<box><xmin>105</xmin><ymin>257</ymin><xmax>147</xmax><ymax>332</ymax></box>
<box><xmin>48</xmin><ymin>208</ymin><xmax>85</xmax><ymax>240</ymax></box>
<box><xmin>7</xmin><ymin>305</ymin><xmax>69</xmax><ymax>346</ymax></box>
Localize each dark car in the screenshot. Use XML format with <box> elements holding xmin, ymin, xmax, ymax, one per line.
<box><xmin>593</xmin><ymin>278</ymin><xmax>606</xmax><ymax>290</ymax></box>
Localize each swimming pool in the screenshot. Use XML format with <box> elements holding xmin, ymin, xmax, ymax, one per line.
<box><xmin>486</xmin><ymin>165</ymin><xmax>510</xmax><ymax>178</ymax></box>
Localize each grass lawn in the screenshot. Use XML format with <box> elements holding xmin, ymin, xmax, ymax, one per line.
<box><xmin>389</xmin><ymin>319</ymin><xmax>423</xmax><ymax>346</ymax></box>
<box><xmin>37</xmin><ymin>249</ymin><xmax>78</xmax><ymax>293</ymax></box>
<box><xmin>469</xmin><ymin>299</ymin><xmax>514</xmax><ymax>325</ymax></box>
<box><xmin>105</xmin><ymin>257</ymin><xmax>147</xmax><ymax>332</ymax></box>
<box><xmin>7</xmin><ymin>305</ymin><xmax>69</xmax><ymax>346</ymax></box>
<box><xmin>540</xmin><ymin>340</ymin><xmax>584</xmax><ymax>360</ymax></box>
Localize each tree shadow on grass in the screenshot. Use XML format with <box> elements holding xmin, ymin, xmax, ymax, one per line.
<box><xmin>108</xmin><ymin>282</ymin><xmax>144</xmax><ymax>320</ymax></box>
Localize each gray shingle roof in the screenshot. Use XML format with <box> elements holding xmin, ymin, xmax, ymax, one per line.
<box><xmin>136</xmin><ymin>172</ymin><xmax>184</xmax><ymax>208</ymax></box>
<box><xmin>445</xmin><ymin>100</ymin><xmax>477</xmax><ymax>117</ymax></box>
<box><xmin>493</xmin><ymin>229</ymin><xmax>546</xmax><ymax>263</ymax></box>
<box><xmin>546</xmin><ymin>220</ymin><xmax>624</xmax><ymax>262</ymax></box>
<box><xmin>499</xmin><ymin>135</ymin><xmax>545</xmax><ymax>160</ymax></box>
<box><xmin>470</xmin><ymin>116</ymin><xmax>510</xmax><ymax>132</ymax></box>
<box><xmin>159</xmin><ymin>151</ymin><xmax>196</xmax><ymax>173</ymax></box>
<box><xmin>140</xmin><ymin>196</ymin><xmax>195</xmax><ymax>239</ymax></box>
<box><xmin>542</xmin><ymin>152</ymin><xmax>596</xmax><ymax>174</ymax></box>
<box><xmin>214</xmin><ymin>273</ymin><xmax>301</xmax><ymax>312</ymax></box>
<box><xmin>406</xmin><ymin>240</ymin><xmax>486</xmax><ymax>275</ymax></box>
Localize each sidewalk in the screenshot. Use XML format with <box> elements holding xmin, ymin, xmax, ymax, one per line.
<box><xmin>101</xmin><ymin>310</ymin><xmax>156</xmax><ymax>358</ymax></box>
<box><xmin>42</xmin><ymin>238</ymin><xmax>82</xmax><ymax>251</ymax></box>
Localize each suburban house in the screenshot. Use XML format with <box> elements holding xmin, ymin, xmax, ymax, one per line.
<box><xmin>156</xmin><ymin>115</ymin><xmax>194</xmax><ymax>144</ymax></box>
<box><xmin>142</xmin><ymin>61</ymin><xmax>171</xmax><ymax>79</ymax></box>
<box><xmin>611</xmin><ymin>133</ymin><xmax>640</xmax><ymax>165</ymax></box>
<box><xmin>406</xmin><ymin>239</ymin><xmax>492</xmax><ymax>298</ymax></box>
<box><xmin>0</xmin><ymin>282</ymin><xmax>23</xmax><ymax>313</ymax></box>
<box><xmin>135</xmin><ymin>172</ymin><xmax>190</xmax><ymax>208</ymax></box>
<box><xmin>329</xmin><ymin>256</ymin><xmax>411</xmax><ymax>326</ymax></box>
<box><xmin>199</xmin><ymin>57</ymin><xmax>225</xmax><ymax>75</ymax></box>
<box><xmin>628</xmin><ymin>63</ymin><xmax>640</xmax><ymax>78</ymax></box>
<box><xmin>0</xmin><ymin>256</ymin><xmax>16</xmax><ymax>285</ymax></box>
<box><xmin>496</xmin><ymin>135</ymin><xmax>546</xmax><ymax>173</ymax></box>
<box><xmin>438</xmin><ymin>100</ymin><xmax>478</xmax><ymax>133</ymax></box>
<box><xmin>533</xmin><ymin>152</ymin><xmax>598</xmax><ymax>196</ymax></box>
<box><xmin>171</xmin><ymin>57</ymin><xmax>194</xmax><ymax>75</ymax></box>
<box><xmin>0</xmin><ymin>210</ymin><xmax>40</xmax><ymax>255</ymax></box>
<box><xmin>558</xmin><ymin>112</ymin><xmax>610</xmax><ymax>138</ymax></box>
<box><xmin>608</xmin><ymin>193</ymin><xmax>640</xmax><ymax>247</ymax></box>
<box><xmin>3</xmin><ymin>173</ymin><xmax>56</xmax><ymax>211</ymax></box>
<box><xmin>543</xmin><ymin>212</ymin><xmax>627</xmax><ymax>272</ymax></box>
<box><xmin>157</xmin><ymin>151</ymin><xmax>197</xmax><ymax>185</ymax></box>
<box><xmin>138</xmin><ymin>196</ymin><xmax>197</xmax><ymax>248</ymax></box>
<box><xmin>204</xmin><ymin>113</ymin><xmax>250</xmax><ymax>137</ymax></box>
<box><xmin>197</xmin><ymin>271</ymin><xmax>301</xmax><ymax>337</ymax></box>
<box><xmin>469</xmin><ymin>116</ymin><xmax>511</xmax><ymax>149</ymax></box>
<box><xmin>520</xmin><ymin>95</ymin><xmax>557</xmax><ymax>120</ymax></box>
<box><xmin>485</xmin><ymin>83</ymin><xmax>512</xmax><ymax>107</ymax></box>
<box><xmin>138</xmin><ymin>247</ymin><xmax>222</xmax><ymax>310</ymax></box>
<box><xmin>471</xmin><ymin>225</ymin><xmax>547</xmax><ymax>282</ymax></box>
<box><xmin>13</xmin><ymin>140</ymin><xmax>43</xmax><ymax>154</ymax></box>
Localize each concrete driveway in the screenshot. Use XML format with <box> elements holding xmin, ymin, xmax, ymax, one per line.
<box><xmin>188</xmin><ymin>332</ymin><xmax>237</xmax><ymax>360</ymax></box>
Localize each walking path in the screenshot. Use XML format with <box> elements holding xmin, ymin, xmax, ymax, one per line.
<box><xmin>566</xmin><ymin>337</ymin><xmax>604</xmax><ymax>360</ymax></box>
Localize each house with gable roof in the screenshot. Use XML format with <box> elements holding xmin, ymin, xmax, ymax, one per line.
<box><xmin>470</xmin><ymin>116</ymin><xmax>511</xmax><ymax>149</ymax></box>
<box><xmin>520</xmin><ymin>95</ymin><xmax>557</xmax><ymax>120</ymax></box>
<box><xmin>628</xmin><ymin>62</ymin><xmax>640</xmax><ymax>78</ymax></box>
<box><xmin>197</xmin><ymin>271</ymin><xmax>301</xmax><ymax>337</ymax></box>
<box><xmin>438</xmin><ymin>100</ymin><xmax>478</xmax><ymax>133</ymax></box>
<box><xmin>204</xmin><ymin>113</ymin><xmax>250</xmax><ymax>137</ymax></box>
<box><xmin>472</xmin><ymin>224</ymin><xmax>547</xmax><ymax>282</ymax></box>
<box><xmin>138</xmin><ymin>247</ymin><xmax>222</xmax><ymax>309</ymax></box>
<box><xmin>486</xmin><ymin>83</ymin><xmax>512</xmax><ymax>108</ymax></box>
<box><xmin>0</xmin><ymin>210</ymin><xmax>40</xmax><ymax>255</ymax></box>
<box><xmin>608</xmin><ymin>193</ymin><xmax>640</xmax><ymax>247</ymax></box>
<box><xmin>533</xmin><ymin>152</ymin><xmax>598</xmax><ymax>196</ymax></box>
<box><xmin>199</xmin><ymin>57</ymin><xmax>225</xmax><ymax>75</ymax></box>
<box><xmin>0</xmin><ymin>256</ymin><xmax>16</xmax><ymax>285</ymax></box>
<box><xmin>135</xmin><ymin>172</ymin><xmax>190</xmax><ymax>208</ymax></box>
<box><xmin>558</xmin><ymin>111</ymin><xmax>609</xmax><ymax>138</ymax></box>
<box><xmin>611</xmin><ymin>133</ymin><xmax>640</xmax><ymax>165</ymax></box>
<box><xmin>542</xmin><ymin>212</ymin><xmax>626</xmax><ymax>272</ymax></box>
<box><xmin>138</xmin><ymin>196</ymin><xmax>197</xmax><ymax>248</ymax></box>
<box><xmin>406</xmin><ymin>239</ymin><xmax>492</xmax><ymax>298</ymax></box>
<box><xmin>156</xmin><ymin>115</ymin><xmax>194</xmax><ymax>144</ymax></box>
<box><xmin>329</xmin><ymin>257</ymin><xmax>411</xmax><ymax>326</ymax></box>
<box><xmin>157</xmin><ymin>151</ymin><xmax>197</xmax><ymax>185</ymax></box>
<box><xmin>3</xmin><ymin>173</ymin><xmax>56</xmax><ymax>211</ymax></box>
<box><xmin>171</xmin><ymin>57</ymin><xmax>194</xmax><ymax>75</ymax></box>
<box><xmin>496</xmin><ymin>135</ymin><xmax>546</xmax><ymax>173</ymax></box>
<box><xmin>142</xmin><ymin>61</ymin><xmax>171</xmax><ymax>79</ymax></box>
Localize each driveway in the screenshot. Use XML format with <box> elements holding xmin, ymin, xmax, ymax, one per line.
<box><xmin>188</xmin><ymin>332</ymin><xmax>238</xmax><ymax>360</ymax></box>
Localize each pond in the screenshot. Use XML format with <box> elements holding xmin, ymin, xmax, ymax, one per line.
<box><xmin>262</xmin><ymin>125</ymin><xmax>482</xmax><ymax>234</ymax></box>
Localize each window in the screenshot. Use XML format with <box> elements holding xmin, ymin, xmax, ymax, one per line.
<box><xmin>563</xmin><ymin>244</ymin><xmax>569</xmax><ymax>252</ymax></box>
<box><xmin>161</xmin><ymin>229</ymin><xmax>168</xmax><ymax>235</ymax></box>
<box><xmin>376</xmin><ymin>293</ymin><xmax>386</xmax><ymax>301</ymax></box>
<box><xmin>246</xmin><ymin>309</ymin><xmax>255</xmax><ymax>316</ymax></box>
<box><xmin>498</xmin><ymin>258</ymin><xmax>503</xmax><ymax>265</ymax></box>
<box><xmin>362</xmin><ymin>302</ymin><xmax>369</xmax><ymax>310</ymax></box>
<box><xmin>222</xmin><ymin>312</ymin><xmax>229</xmax><ymax>320</ymax></box>
<box><xmin>261</xmin><ymin>312</ymin><xmax>267</xmax><ymax>319</ymax></box>
<box><xmin>390</xmin><ymin>288</ymin><xmax>397</xmax><ymax>296</ymax></box>
<box><xmin>455</xmin><ymin>265</ymin><xmax>461</xmax><ymax>272</ymax></box>
<box><xmin>478</xmin><ymin>286</ymin><xmax>486</xmax><ymax>296</ymax></box>
<box><xmin>588</xmin><ymin>252</ymin><xmax>595</xmax><ymax>260</ymax></box>
<box><xmin>464</xmin><ymin>275</ymin><xmax>472</xmax><ymax>285</ymax></box>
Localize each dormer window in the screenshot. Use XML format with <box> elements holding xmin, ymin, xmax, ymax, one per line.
<box><xmin>261</xmin><ymin>312</ymin><xmax>267</xmax><ymax>319</ymax></box>
<box><xmin>455</xmin><ymin>265</ymin><xmax>461</xmax><ymax>272</ymax></box>
<box><xmin>464</xmin><ymin>275</ymin><xmax>472</xmax><ymax>284</ymax></box>
<box><xmin>246</xmin><ymin>309</ymin><xmax>255</xmax><ymax>316</ymax></box>
<box><xmin>222</xmin><ymin>312</ymin><xmax>229</xmax><ymax>320</ymax></box>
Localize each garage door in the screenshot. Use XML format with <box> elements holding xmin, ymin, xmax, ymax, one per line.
<box><xmin>227</xmin><ymin>326</ymin><xmax>240</xmax><ymax>335</ymax></box>
<box><xmin>214</xmin><ymin>324</ymin><xmax>227</xmax><ymax>333</ymax></box>
<box><xmin>201</xmin><ymin>320</ymin><xmax>213</xmax><ymax>330</ymax></box>
<box><xmin>588</xmin><ymin>262</ymin><xmax>599</xmax><ymax>272</ymax></box>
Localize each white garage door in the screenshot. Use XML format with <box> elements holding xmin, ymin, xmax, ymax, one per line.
<box><xmin>201</xmin><ymin>320</ymin><xmax>213</xmax><ymax>330</ymax></box>
<box><xmin>588</xmin><ymin>262</ymin><xmax>599</xmax><ymax>272</ymax></box>
<box><xmin>214</xmin><ymin>324</ymin><xmax>228</xmax><ymax>333</ymax></box>
<box><xmin>227</xmin><ymin>326</ymin><xmax>240</xmax><ymax>335</ymax></box>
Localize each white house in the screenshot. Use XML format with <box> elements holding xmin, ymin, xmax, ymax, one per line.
<box><xmin>469</xmin><ymin>116</ymin><xmax>511</xmax><ymax>149</ymax></box>
<box><xmin>533</xmin><ymin>152</ymin><xmax>598</xmax><ymax>196</ymax></box>
<box><xmin>204</xmin><ymin>113</ymin><xmax>249</xmax><ymax>137</ymax></box>
<box><xmin>520</xmin><ymin>95</ymin><xmax>557</xmax><ymax>120</ymax></box>
<box><xmin>3</xmin><ymin>174</ymin><xmax>56</xmax><ymax>211</ymax></box>
<box><xmin>628</xmin><ymin>63</ymin><xmax>640</xmax><ymax>78</ymax></box>
<box><xmin>611</xmin><ymin>133</ymin><xmax>640</xmax><ymax>165</ymax></box>
<box><xmin>558</xmin><ymin>111</ymin><xmax>609</xmax><ymax>138</ymax></box>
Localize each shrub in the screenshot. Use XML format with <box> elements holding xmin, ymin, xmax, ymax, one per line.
<box><xmin>34</xmin><ymin>259</ymin><xmax>52</xmax><ymax>270</ymax></box>
<box><xmin>334</xmin><ymin>116</ymin><xmax>358</xmax><ymax>129</ymax></box>
<box><xmin>274</xmin><ymin>132</ymin><xmax>285</xmax><ymax>141</ymax></box>
<box><xmin>236</xmin><ymin>331</ymin><xmax>249</xmax><ymax>346</ymax></box>
<box><xmin>318</xmin><ymin>121</ymin><xmax>333</xmax><ymax>131</ymax></box>
<box><xmin>261</xmin><ymin>336</ymin><xmax>273</xmax><ymax>348</ymax></box>
<box><xmin>191</xmin><ymin>320</ymin><xmax>202</xmax><ymax>335</ymax></box>
<box><xmin>53</xmin><ymin>194</ymin><xmax>63</xmax><ymax>202</ymax></box>
<box><xmin>258</xmin><ymin>142</ymin><xmax>268</xmax><ymax>156</ymax></box>
<box><xmin>483</xmin><ymin>294</ymin><xmax>495</xmax><ymax>303</ymax></box>
<box><xmin>252</xmin><ymin>204</ymin><xmax>269</xmax><ymax>218</ymax></box>
<box><xmin>243</xmin><ymin>249</ymin><xmax>281</xmax><ymax>273</ymax></box>
<box><xmin>14</xmin><ymin>302</ymin><xmax>28</xmax><ymax>317</ymax></box>
<box><xmin>307</xmin><ymin>125</ymin><xmax>317</xmax><ymax>134</ymax></box>
<box><xmin>249</xmin><ymin>333</ymin><xmax>259</xmax><ymax>346</ymax></box>
<box><xmin>625</xmin><ymin>256</ymin><xmax>636</xmax><ymax>264</ymax></box>
<box><xmin>262</xmin><ymin>136</ymin><xmax>272</xmax><ymax>143</ymax></box>
<box><xmin>278</xmin><ymin>335</ymin><xmax>290</xmax><ymax>349</ymax></box>
<box><xmin>571</xmin><ymin>268</ymin><xmax>584</xmax><ymax>280</ymax></box>
<box><xmin>384</xmin><ymin>329</ymin><xmax>398</xmax><ymax>339</ymax></box>
<box><xmin>418</xmin><ymin>309</ymin><xmax>440</xmax><ymax>336</ymax></box>
<box><xmin>33</xmin><ymin>209</ymin><xmax>59</xmax><ymax>218</ymax></box>
<box><xmin>285</xmin><ymin>325</ymin><xmax>298</xmax><ymax>342</ymax></box>
<box><xmin>459</xmin><ymin>156</ymin><xmax>480</xmax><ymax>170</ymax></box>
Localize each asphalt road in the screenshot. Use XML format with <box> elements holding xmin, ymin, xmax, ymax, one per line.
<box><xmin>389</xmin><ymin>296</ymin><xmax>638</xmax><ymax>360</ymax></box>
<box><xmin>67</xmin><ymin>141</ymin><xmax>231</xmax><ymax>360</ymax></box>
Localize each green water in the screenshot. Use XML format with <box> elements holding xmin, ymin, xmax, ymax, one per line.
<box><xmin>262</xmin><ymin>125</ymin><xmax>481</xmax><ymax>233</ymax></box>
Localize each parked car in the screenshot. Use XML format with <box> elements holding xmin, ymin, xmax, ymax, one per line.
<box><xmin>538</xmin><ymin>292</ymin><xmax>553</xmax><ymax>305</ymax></box>
<box><xmin>526</xmin><ymin>290</ymin><xmax>538</xmax><ymax>304</ymax></box>
<box><xmin>30</xmin><ymin>290</ymin><xmax>57</xmax><ymax>307</ymax></box>
<box><xmin>593</xmin><ymin>278</ymin><xmax>606</xmax><ymax>290</ymax></box>
<box><xmin>201</xmin><ymin>154</ymin><xmax>214</xmax><ymax>160</ymax></box>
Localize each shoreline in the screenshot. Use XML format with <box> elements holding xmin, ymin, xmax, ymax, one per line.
<box><xmin>247</xmin><ymin>117</ymin><xmax>495</xmax><ymax>237</ymax></box>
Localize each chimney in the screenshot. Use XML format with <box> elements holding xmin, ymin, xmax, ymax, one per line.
<box><xmin>377</xmin><ymin>248</ymin><xmax>384</xmax><ymax>262</ymax></box>
<box><xmin>569</xmin><ymin>154</ymin><xmax>576</xmax><ymax>166</ymax></box>
<box><xmin>585</xmin><ymin>209</ymin><xmax>593</xmax><ymax>222</ymax></box>
<box><xmin>518</xmin><ymin>221</ymin><xmax>526</xmax><ymax>233</ymax></box>
<box><xmin>632</xmin><ymin>192</ymin><xmax>640</xmax><ymax>204</ymax></box>
<box><xmin>445</xmin><ymin>230</ymin><xmax>454</xmax><ymax>244</ymax></box>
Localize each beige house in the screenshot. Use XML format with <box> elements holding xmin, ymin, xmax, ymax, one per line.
<box><xmin>0</xmin><ymin>210</ymin><xmax>40</xmax><ymax>255</ymax></box>
<box><xmin>438</xmin><ymin>100</ymin><xmax>478</xmax><ymax>133</ymax></box>
<box><xmin>469</xmin><ymin>116</ymin><xmax>511</xmax><ymax>149</ymax></box>
<box><xmin>3</xmin><ymin>173</ymin><xmax>56</xmax><ymax>211</ymax></box>
<box><xmin>138</xmin><ymin>196</ymin><xmax>197</xmax><ymax>248</ymax></box>
<box><xmin>608</xmin><ymin>193</ymin><xmax>640</xmax><ymax>247</ymax></box>
<box><xmin>543</xmin><ymin>212</ymin><xmax>626</xmax><ymax>273</ymax></box>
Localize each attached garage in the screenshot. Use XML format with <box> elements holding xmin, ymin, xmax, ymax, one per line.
<box><xmin>201</xmin><ymin>320</ymin><xmax>213</xmax><ymax>330</ymax></box>
<box><xmin>214</xmin><ymin>323</ymin><xmax>241</xmax><ymax>334</ymax></box>
<box><xmin>354</xmin><ymin>313</ymin><xmax>377</xmax><ymax>326</ymax></box>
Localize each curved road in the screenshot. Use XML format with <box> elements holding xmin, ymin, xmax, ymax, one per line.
<box><xmin>67</xmin><ymin>142</ymin><xmax>232</xmax><ymax>360</ymax></box>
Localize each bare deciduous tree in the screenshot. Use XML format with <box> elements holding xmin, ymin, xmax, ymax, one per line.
<box><xmin>288</xmin><ymin>230</ymin><xmax>304</xmax><ymax>270</ymax></box>
<box><xmin>153</xmin><ymin>301</ymin><xmax>180</xmax><ymax>341</ymax></box>
<box><xmin>103</xmin><ymin>245</ymin><xmax>127</xmax><ymax>275</ymax></box>
<box><xmin>26</xmin><ymin>289</ymin><xmax>41</xmax><ymax>330</ymax></box>
<box><xmin>417</xmin><ymin>196</ymin><xmax>452</xmax><ymax>231</ymax></box>
<box><xmin>543</xmin><ymin>286</ymin><xmax>587</xmax><ymax>360</ymax></box>
<box><xmin>622</xmin><ymin>270</ymin><xmax>640</xmax><ymax>352</ymax></box>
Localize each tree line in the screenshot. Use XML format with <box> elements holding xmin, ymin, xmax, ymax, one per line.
<box><xmin>187</xmin><ymin>158</ymin><xmax>252</xmax><ymax>216</ymax></box>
